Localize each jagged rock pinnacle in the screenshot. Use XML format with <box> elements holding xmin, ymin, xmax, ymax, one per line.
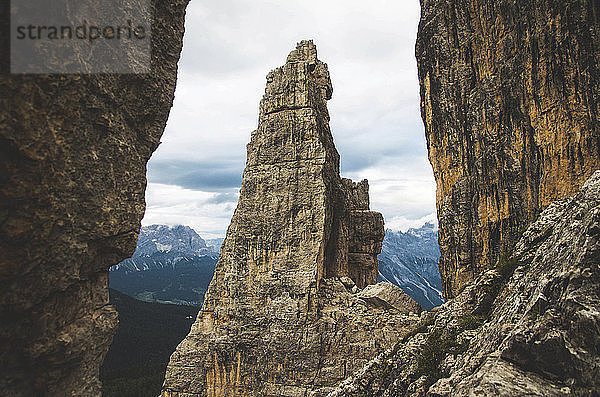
<box><xmin>161</xmin><ymin>41</ymin><xmax>420</xmax><ymax>397</ymax></box>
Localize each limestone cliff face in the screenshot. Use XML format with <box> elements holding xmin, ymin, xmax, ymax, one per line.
<box><xmin>162</xmin><ymin>41</ymin><xmax>420</xmax><ymax>397</ymax></box>
<box><xmin>0</xmin><ymin>1</ymin><xmax>188</xmax><ymax>395</ymax></box>
<box><xmin>417</xmin><ymin>0</ymin><xmax>600</xmax><ymax>298</ymax></box>
<box><xmin>331</xmin><ymin>170</ymin><xmax>600</xmax><ymax>396</ymax></box>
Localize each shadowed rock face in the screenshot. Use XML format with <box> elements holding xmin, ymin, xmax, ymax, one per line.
<box><xmin>417</xmin><ymin>0</ymin><xmax>600</xmax><ymax>298</ymax></box>
<box><xmin>0</xmin><ymin>1</ymin><xmax>188</xmax><ymax>395</ymax></box>
<box><xmin>161</xmin><ymin>40</ymin><xmax>420</xmax><ymax>397</ymax></box>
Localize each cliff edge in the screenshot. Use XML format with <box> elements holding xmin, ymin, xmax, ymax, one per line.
<box><xmin>331</xmin><ymin>170</ymin><xmax>600</xmax><ymax>396</ymax></box>
<box><xmin>417</xmin><ymin>0</ymin><xmax>600</xmax><ymax>298</ymax></box>
<box><xmin>0</xmin><ymin>1</ymin><xmax>188</xmax><ymax>395</ymax></box>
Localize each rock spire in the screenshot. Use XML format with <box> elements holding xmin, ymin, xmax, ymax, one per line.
<box><xmin>162</xmin><ymin>40</ymin><xmax>420</xmax><ymax>397</ymax></box>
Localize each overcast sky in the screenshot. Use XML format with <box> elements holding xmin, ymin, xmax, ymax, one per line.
<box><xmin>142</xmin><ymin>0</ymin><xmax>437</xmax><ymax>238</ymax></box>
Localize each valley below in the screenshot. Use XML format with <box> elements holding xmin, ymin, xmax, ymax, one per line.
<box><xmin>100</xmin><ymin>289</ymin><xmax>199</xmax><ymax>397</ymax></box>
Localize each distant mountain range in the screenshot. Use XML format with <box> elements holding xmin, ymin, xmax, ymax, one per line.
<box><xmin>109</xmin><ymin>225</ymin><xmax>217</xmax><ymax>306</ymax></box>
<box><xmin>110</xmin><ymin>223</ymin><xmax>443</xmax><ymax>309</ymax></box>
<box><xmin>377</xmin><ymin>222</ymin><xmax>443</xmax><ymax>310</ymax></box>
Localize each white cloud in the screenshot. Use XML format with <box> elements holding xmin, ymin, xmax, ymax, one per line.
<box><xmin>343</xmin><ymin>158</ymin><xmax>436</xmax><ymax>223</ymax></box>
<box><xmin>386</xmin><ymin>213</ymin><xmax>438</xmax><ymax>233</ymax></box>
<box><xmin>143</xmin><ymin>183</ymin><xmax>238</xmax><ymax>238</ymax></box>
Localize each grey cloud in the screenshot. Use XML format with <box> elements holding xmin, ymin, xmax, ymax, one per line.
<box><xmin>336</xmin><ymin>126</ymin><xmax>429</xmax><ymax>174</ymax></box>
<box><xmin>207</xmin><ymin>192</ymin><xmax>240</xmax><ymax>204</ymax></box>
<box><xmin>148</xmin><ymin>160</ymin><xmax>243</xmax><ymax>191</ymax></box>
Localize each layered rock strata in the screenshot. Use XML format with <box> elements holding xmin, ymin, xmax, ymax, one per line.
<box><xmin>162</xmin><ymin>40</ymin><xmax>420</xmax><ymax>397</ymax></box>
<box><xmin>417</xmin><ymin>0</ymin><xmax>600</xmax><ymax>298</ymax></box>
<box><xmin>0</xmin><ymin>1</ymin><xmax>188</xmax><ymax>395</ymax></box>
<box><xmin>331</xmin><ymin>170</ymin><xmax>600</xmax><ymax>396</ymax></box>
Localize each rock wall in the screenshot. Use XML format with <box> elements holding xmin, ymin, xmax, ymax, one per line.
<box><xmin>417</xmin><ymin>0</ymin><xmax>600</xmax><ymax>298</ymax></box>
<box><xmin>331</xmin><ymin>170</ymin><xmax>600</xmax><ymax>396</ymax></box>
<box><xmin>161</xmin><ymin>41</ymin><xmax>420</xmax><ymax>397</ymax></box>
<box><xmin>0</xmin><ymin>1</ymin><xmax>188</xmax><ymax>395</ymax></box>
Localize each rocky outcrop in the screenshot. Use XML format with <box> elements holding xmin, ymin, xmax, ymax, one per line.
<box><xmin>0</xmin><ymin>1</ymin><xmax>188</xmax><ymax>395</ymax></box>
<box><xmin>357</xmin><ymin>283</ymin><xmax>422</xmax><ymax>314</ymax></box>
<box><xmin>329</xmin><ymin>2</ymin><xmax>600</xmax><ymax>392</ymax></box>
<box><xmin>161</xmin><ymin>40</ymin><xmax>420</xmax><ymax>397</ymax></box>
<box><xmin>417</xmin><ymin>0</ymin><xmax>600</xmax><ymax>298</ymax></box>
<box><xmin>330</xmin><ymin>170</ymin><xmax>600</xmax><ymax>396</ymax></box>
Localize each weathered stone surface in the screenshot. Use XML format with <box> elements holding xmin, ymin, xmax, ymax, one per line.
<box><xmin>417</xmin><ymin>0</ymin><xmax>600</xmax><ymax>298</ymax></box>
<box><xmin>161</xmin><ymin>40</ymin><xmax>420</xmax><ymax>397</ymax></box>
<box><xmin>357</xmin><ymin>283</ymin><xmax>421</xmax><ymax>314</ymax></box>
<box><xmin>330</xmin><ymin>171</ymin><xmax>600</xmax><ymax>396</ymax></box>
<box><xmin>0</xmin><ymin>1</ymin><xmax>188</xmax><ymax>395</ymax></box>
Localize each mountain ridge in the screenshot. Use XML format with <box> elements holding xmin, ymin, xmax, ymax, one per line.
<box><xmin>378</xmin><ymin>223</ymin><xmax>443</xmax><ymax>310</ymax></box>
<box><xmin>110</xmin><ymin>222</ymin><xmax>443</xmax><ymax>310</ymax></box>
<box><xmin>110</xmin><ymin>225</ymin><xmax>217</xmax><ymax>306</ymax></box>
